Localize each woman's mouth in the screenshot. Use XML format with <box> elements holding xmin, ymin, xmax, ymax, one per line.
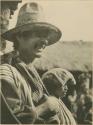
<box><xmin>64</xmin><ymin>91</ymin><xmax>67</xmax><ymax>95</ymax></box>
<box><xmin>36</xmin><ymin>48</ymin><xmax>43</xmax><ymax>53</ymax></box>
<box><xmin>34</xmin><ymin>41</ymin><xmax>46</xmax><ymax>57</ymax></box>
<box><xmin>34</xmin><ymin>48</ymin><xmax>44</xmax><ymax>57</ymax></box>
<box><xmin>37</xmin><ymin>48</ymin><xmax>42</xmax><ymax>52</ymax></box>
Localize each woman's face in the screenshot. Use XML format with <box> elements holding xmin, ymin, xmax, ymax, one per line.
<box><xmin>16</xmin><ymin>30</ymin><xmax>48</xmax><ymax>63</ymax></box>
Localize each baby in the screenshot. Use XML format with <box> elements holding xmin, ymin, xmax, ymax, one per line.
<box><xmin>42</xmin><ymin>68</ymin><xmax>77</xmax><ymax>125</ymax></box>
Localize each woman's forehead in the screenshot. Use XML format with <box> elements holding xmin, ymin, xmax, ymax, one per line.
<box><xmin>21</xmin><ymin>29</ymin><xmax>49</xmax><ymax>38</ymax></box>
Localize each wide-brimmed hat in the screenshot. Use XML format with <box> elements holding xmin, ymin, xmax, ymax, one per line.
<box><xmin>2</xmin><ymin>2</ymin><xmax>62</xmax><ymax>45</ymax></box>
<box><xmin>42</xmin><ymin>68</ymin><xmax>76</xmax><ymax>86</ymax></box>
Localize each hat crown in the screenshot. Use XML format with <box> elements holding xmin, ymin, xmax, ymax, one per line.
<box><xmin>16</xmin><ymin>2</ymin><xmax>45</xmax><ymax>27</ymax></box>
<box><xmin>2</xmin><ymin>2</ymin><xmax>62</xmax><ymax>45</ymax></box>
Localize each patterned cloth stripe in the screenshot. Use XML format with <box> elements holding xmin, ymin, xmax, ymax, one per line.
<box><xmin>14</xmin><ymin>62</ymin><xmax>44</xmax><ymax>104</ymax></box>
<box><xmin>0</xmin><ymin>64</ymin><xmax>15</xmax><ymax>82</ymax></box>
<box><xmin>0</xmin><ymin>64</ymin><xmax>20</xmax><ymax>87</ymax></box>
<box><xmin>59</xmin><ymin>99</ymin><xmax>76</xmax><ymax>125</ymax></box>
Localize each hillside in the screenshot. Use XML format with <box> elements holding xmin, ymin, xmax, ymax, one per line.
<box><xmin>33</xmin><ymin>41</ymin><xmax>93</xmax><ymax>72</ymax></box>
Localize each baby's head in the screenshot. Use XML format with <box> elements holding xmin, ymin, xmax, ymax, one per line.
<box><xmin>42</xmin><ymin>68</ymin><xmax>76</xmax><ymax>98</ymax></box>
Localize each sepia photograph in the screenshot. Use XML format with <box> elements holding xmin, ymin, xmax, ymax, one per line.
<box><xmin>0</xmin><ymin>0</ymin><xmax>93</xmax><ymax>124</ymax></box>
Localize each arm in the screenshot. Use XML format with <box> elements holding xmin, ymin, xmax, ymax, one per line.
<box><xmin>0</xmin><ymin>65</ymin><xmax>36</xmax><ymax>124</ymax></box>
<box><xmin>0</xmin><ymin>65</ymin><xmax>60</xmax><ymax>124</ymax></box>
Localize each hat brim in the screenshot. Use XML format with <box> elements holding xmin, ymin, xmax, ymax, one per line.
<box><xmin>2</xmin><ymin>22</ymin><xmax>62</xmax><ymax>46</ymax></box>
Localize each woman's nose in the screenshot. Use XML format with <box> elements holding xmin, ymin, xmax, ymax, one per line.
<box><xmin>64</xmin><ymin>85</ymin><xmax>68</xmax><ymax>90</ymax></box>
<box><xmin>41</xmin><ymin>39</ymin><xmax>48</xmax><ymax>49</ymax></box>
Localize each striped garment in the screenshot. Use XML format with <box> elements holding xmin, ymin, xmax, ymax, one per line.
<box><xmin>58</xmin><ymin>99</ymin><xmax>77</xmax><ymax>125</ymax></box>
<box><xmin>0</xmin><ymin>61</ymin><xmax>44</xmax><ymax>103</ymax></box>
<box><xmin>13</xmin><ymin>62</ymin><xmax>44</xmax><ymax>104</ymax></box>
<box><xmin>0</xmin><ymin>63</ymin><xmax>77</xmax><ymax>124</ymax></box>
<box><xmin>0</xmin><ymin>64</ymin><xmax>34</xmax><ymax>110</ymax></box>
<box><xmin>0</xmin><ymin>63</ymin><xmax>43</xmax><ymax>123</ymax></box>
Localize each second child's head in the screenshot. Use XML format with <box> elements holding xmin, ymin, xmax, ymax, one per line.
<box><xmin>42</xmin><ymin>68</ymin><xmax>76</xmax><ymax>98</ymax></box>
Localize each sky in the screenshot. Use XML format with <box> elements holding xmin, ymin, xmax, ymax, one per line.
<box><xmin>9</xmin><ymin>0</ymin><xmax>93</xmax><ymax>41</ymax></box>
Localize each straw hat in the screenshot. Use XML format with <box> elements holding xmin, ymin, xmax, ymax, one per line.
<box><xmin>2</xmin><ymin>2</ymin><xmax>62</xmax><ymax>45</ymax></box>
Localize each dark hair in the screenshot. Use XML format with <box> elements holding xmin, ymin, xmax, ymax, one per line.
<box><xmin>13</xmin><ymin>39</ymin><xmax>19</xmax><ymax>50</ymax></box>
<box><xmin>13</xmin><ymin>31</ymin><xmax>33</xmax><ymax>50</ymax></box>
<box><xmin>13</xmin><ymin>32</ymin><xmax>23</xmax><ymax>50</ymax></box>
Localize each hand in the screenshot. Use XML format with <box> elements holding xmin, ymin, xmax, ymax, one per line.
<box><xmin>37</xmin><ymin>94</ymin><xmax>48</xmax><ymax>105</ymax></box>
<box><xmin>36</xmin><ymin>96</ymin><xmax>60</xmax><ymax>118</ymax></box>
<box><xmin>47</xmin><ymin>115</ymin><xmax>60</xmax><ymax>124</ymax></box>
<box><xmin>16</xmin><ymin>105</ymin><xmax>37</xmax><ymax>124</ymax></box>
<box><xmin>45</xmin><ymin>96</ymin><xmax>60</xmax><ymax>113</ymax></box>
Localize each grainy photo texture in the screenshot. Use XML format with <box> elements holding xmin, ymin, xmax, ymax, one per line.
<box><xmin>0</xmin><ymin>0</ymin><xmax>93</xmax><ymax>125</ymax></box>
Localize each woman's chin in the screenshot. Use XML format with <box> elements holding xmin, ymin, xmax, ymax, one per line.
<box><xmin>35</xmin><ymin>53</ymin><xmax>42</xmax><ymax>58</ymax></box>
<box><xmin>63</xmin><ymin>93</ymin><xmax>67</xmax><ymax>97</ymax></box>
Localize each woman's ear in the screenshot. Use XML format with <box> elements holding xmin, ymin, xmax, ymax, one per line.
<box><xmin>13</xmin><ymin>35</ymin><xmax>22</xmax><ymax>50</ymax></box>
<box><xmin>16</xmin><ymin>35</ymin><xmax>21</xmax><ymax>42</ymax></box>
<box><xmin>16</xmin><ymin>32</ymin><xmax>24</xmax><ymax>41</ymax></box>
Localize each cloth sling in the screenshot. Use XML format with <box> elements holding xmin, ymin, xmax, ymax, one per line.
<box><xmin>58</xmin><ymin>99</ymin><xmax>77</xmax><ymax>125</ymax></box>
<box><xmin>14</xmin><ymin>62</ymin><xmax>49</xmax><ymax>105</ymax></box>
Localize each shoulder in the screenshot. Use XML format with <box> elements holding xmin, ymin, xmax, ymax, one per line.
<box><xmin>0</xmin><ymin>64</ymin><xmax>19</xmax><ymax>87</ymax></box>
<box><xmin>0</xmin><ymin>63</ymin><xmax>16</xmax><ymax>70</ymax></box>
<box><xmin>0</xmin><ymin>64</ymin><xmax>17</xmax><ymax>77</ymax></box>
